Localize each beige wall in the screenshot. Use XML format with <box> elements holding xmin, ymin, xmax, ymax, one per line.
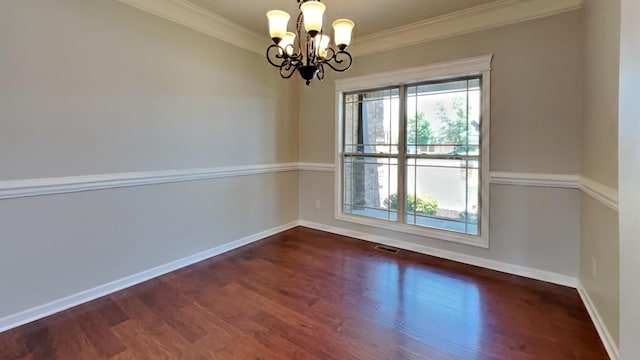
<box><xmin>0</xmin><ymin>0</ymin><xmax>298</xmax><ymax>319</ymax></box>
<box><xmin>299</xmin><ymin>11</ymin><xmax>583</xmax><ymax>276</ymax></box>
<box><xmin>0</xmin><ymin>0</ymin><xmax>298</xmax><ymax>180</ymax></box>
<box><xmin>582</xmin><ymin>0</ymin><xmax>620</xmax><ymax>189</ymax></box>
<box><xmin>580</xmin><ymin>0</ymin><xmax>621</xmax><ymax>348</ymax></box>
<box><xmin>619</xmin><ymin>0</ymin><xmax>640</xmax><ymax>357</ymax></box>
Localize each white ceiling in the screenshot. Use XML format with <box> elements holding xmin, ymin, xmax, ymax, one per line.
<box><xmin>187</xmin><ymin>0</ymin><xmax>498</xmax><ymax>38</ymax></box>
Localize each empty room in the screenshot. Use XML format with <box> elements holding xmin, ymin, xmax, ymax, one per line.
<box><xmin>1</xmin><ymin>0</ymin><xmax>638</xmax><ymax>359</ymax></box>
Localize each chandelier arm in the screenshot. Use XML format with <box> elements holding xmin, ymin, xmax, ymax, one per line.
<box><xmin>280</xmin><ymin>59</ymin><xmax>302</xmax><ymax>79</ymax></box>
<box><xmin>266</xmin><ymin>44</ymin><xmax>287</xmax><ymax>68</ymax></box>
<box><xmin>321</xmin><ymin>50</ymin><xmax>353</xmax><ymax>72</ymax></box>
<box><xmin>316</xmin><ymin>63</ymin><xmax>325</xmax><ymax>81</ymax></box>
<box><xmin>322</xmin><ymin>47</ymin><xmax>337</xmax><ymax>62</ymax></box>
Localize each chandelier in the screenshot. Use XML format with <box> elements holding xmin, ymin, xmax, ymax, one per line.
<box><xmin>266</xmin><ymin>0</ymin><xmax>355</xmax><ymax>86</ymax></box>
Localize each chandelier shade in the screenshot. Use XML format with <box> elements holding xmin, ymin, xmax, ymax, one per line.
<box><xmin>280</xmin><ymin>32</ymin><xmax>296</xmax><ymax>56</ymax></box>
<box><xmin>266</xmin><ymin>10</ymin><xmax>290</xmax><ymax>42</ymax></box>
<box><xmin>315</xmin><ymin>34</ymin><xmax>330</xmax><ymax>58</ymax></box>
<box><xmin>332</xmin><ymin>19</ymin><xmax>355</xmax><ymax>49</ymax></box>
<box><xmin>299</xmin><ymin>1</ymin><xmax>326</xmax><ymax>36</ymax></box>
<box><xmin>265</xmin><ymin>0</ymin><xmax>354</xmax><ymax>85</ymax></box>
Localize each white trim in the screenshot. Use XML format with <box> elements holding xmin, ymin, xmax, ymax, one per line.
<box><xmin>335</xmin><ymin>55</ymin><xmax>493</xmax><ymax>92</ymax></box>
<box><xmin>577</xmin><ymin>283</ymin><xmax>619</xmax><ymax>360</ymax></box>
<box><xmin>487</xmin><ymin>173</ymin><xmax>620</xmax><ymax>213</ymax></box>
<box><xmin>579</xmin><ymin>177</ymin><xmax>619</xmax><ymax>212</ymax></box>
<box><xmin>351</xmin><ymin>0</ymin><xmax>584</xmax><ymax>56</ymax></box>
<box><xmin>480</xmin><ymin>68</ymin><xmax>492</xmax><ymax>249</ymax></box>
<box><xmin>491</xmin><ymin>172</ymin><xmax>580</xmax><ymax>188</ymax></box>
<box><xmin>0</xmin><ymin>221</ymin><xmax>299</xmax><ymax>333</ymax></box>
<box><xmin>117</xmin><ymin>0</ymin><xmax>266</xmax><ymax>55</ymax></box>
<box><xmin>0</xmin><ymin>163</ymin><xmax>299</xmax><ymax>200</ymax></box>
<box><xmin>299</xmin><ymin>220</ymin><xmax>578</xmax><ymax>288</ymax></box>
<box><xmin>297</xmin><ymin>162</ymin><xmax>335</xmax><ymax>173</ymax></box>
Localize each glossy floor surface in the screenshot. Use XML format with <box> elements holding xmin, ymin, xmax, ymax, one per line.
<box><xmin>0</xmin><ymin>227</ymin><xmax>607</xmax><ymax>359</ymax></box>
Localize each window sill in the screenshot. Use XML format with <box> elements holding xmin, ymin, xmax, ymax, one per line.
<box><xmin>335</xmin><ymin>212</ymin><xmax>489</xmax><ymax>248</ymax></box>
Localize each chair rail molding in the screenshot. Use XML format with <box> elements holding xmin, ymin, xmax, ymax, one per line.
<box><xmin>579</xmin><ymin>176</ymin><xmax>619</xmax><ymax>211</ymax></box>
<box><xmin>0</xmin><ymin>163</ymin><xmax>299</xmax><ymax>200</ymax></box>
<box><xmin>1</xmin><ymin>164</ymin><xmax>617</xmax><ymax>213</ymax></box>
<box><xmin>490</xmin><ymin>171</ymin><xmax>580</xmax><ymax>188</ymax></box>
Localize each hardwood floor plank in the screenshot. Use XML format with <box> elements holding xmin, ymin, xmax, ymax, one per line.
<box><xmin>112</xmin><ymin>293</ymin><xmax>203</xmax><ymax>358</ymax></box>
<box><xmin>94</xmin><ymin>298</ymin><xmax>129</xmax><ymax>328</ymax></box>
<box><xmin>0</xmin><ymin>227</ymin><xmax>609</xmax><ymax>359</ymax></box>
<box><xmin>72</xmin><ymin>309</ymin><xmax>126</xmax><ymax>358</ymax></box>
<box><xmin>111</xmin><ymin>320</ymin><xmax>176</xmax><ymax>360</ymax></box>
<box><xmin>185</xmin><ymin>301</ymin><xmax>296</xmax><ymax>359</ymax></box>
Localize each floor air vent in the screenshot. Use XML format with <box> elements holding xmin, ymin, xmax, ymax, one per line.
<box><xmin>374</xmin><ymin>245</ymin><xmax>399</xmax><ymax>254</ymax></box>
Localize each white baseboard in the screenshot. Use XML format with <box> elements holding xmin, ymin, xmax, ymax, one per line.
<box><xmin>298</xmin><ymin>220</ymin><xmax>578</xmax><ymax>288</ymax></box>
<box><xmin>0</xmin><ymin>221</ymin><xmax>299</xmax><ymax>333</ymax></box>
<box><xmin>577</xmin><ymin>283</ymin><xmax>619</xmax><ymax>360</ymax></box>
<box><xmin>0</xmin><ymin>218</ymin><xmax>614</xmax><ymax>360</ymax></box>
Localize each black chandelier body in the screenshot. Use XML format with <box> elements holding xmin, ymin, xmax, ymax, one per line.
<box><xmin>265</xmin><ymin>0</ymin><xmax>354</xmax><ymax>86</ymax></box>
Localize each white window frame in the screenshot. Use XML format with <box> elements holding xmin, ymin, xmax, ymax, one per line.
<box><xmin>334</xmin><ymin>55</ymin><xmax>492</xmax><ymax>248</ymax></box>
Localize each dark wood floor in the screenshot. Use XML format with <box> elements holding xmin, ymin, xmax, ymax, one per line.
<box><xmin>0</xmin><ymin>227</ymin><xmax>607</xmax><ymax>359</ymax></box>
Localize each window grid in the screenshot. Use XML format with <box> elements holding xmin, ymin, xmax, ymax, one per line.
<box><xmin>342</xmin><ymin>76</ymin><xmax>482</xmax><ymax>237</ymax></box>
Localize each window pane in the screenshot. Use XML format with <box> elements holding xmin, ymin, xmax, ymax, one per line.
<box><xmin>344</xmin><ymin>89</ymin><xmax>399</xmax><ymax>154</ymax></box>
<box><xmin>343</xmin><ymin>156</ymin><xmax>397</xmax><ymax>221</ymax></box>
<box><xmin>341</xmin><ymin>75</ymin><xmax>485</xmax><ymax>240</ymax></box>
<box><xmin>406</xmin><ymin>79</ymin><xmax>480</xmax><ymax>156</ymax></box>
<box><xmin>406</xmin><ymin>158</ymin><xmax>479</xmax><ymax>235</ymax></box>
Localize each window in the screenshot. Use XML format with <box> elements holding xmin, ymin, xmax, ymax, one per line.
<box><xmin>336</xmin><ymin>56</ymin><xmax>491</xmax><ymax>247</ymax></box>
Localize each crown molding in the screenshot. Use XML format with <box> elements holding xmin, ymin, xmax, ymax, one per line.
<box><xmin>118</xmin><ymin>0</ymin><xmax>583</xmax><ymax>58</ymax></box>
<box><xmin>350</xmin><ymin>0</ymin><xmax>584</xmax><ymax>56</ymax></box>
<box><xmin>117</xmin><ymin>0</ymin><xmax>267</xmax><ymax>55</ymax></box>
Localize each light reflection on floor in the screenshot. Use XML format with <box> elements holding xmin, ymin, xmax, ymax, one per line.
<box><xmin>367</xmin><ymin>259</ymin><xmax>482</xmax><ymax>359</ymax></box>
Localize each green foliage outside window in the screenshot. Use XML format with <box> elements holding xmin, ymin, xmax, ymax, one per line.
<box><xmin>407</xmin><ymin>111</ymin><xmax>435</xmax><ymax>146</ymax></box>
<box><xmin>383</xmin><ymin>193</ymin><xmax>438</xmax><ymax>215</ymax></box>
<box><xmin>436</xmin><ymin>97</ymin><xmax>468</xmax><ymax>145</ymax></box>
